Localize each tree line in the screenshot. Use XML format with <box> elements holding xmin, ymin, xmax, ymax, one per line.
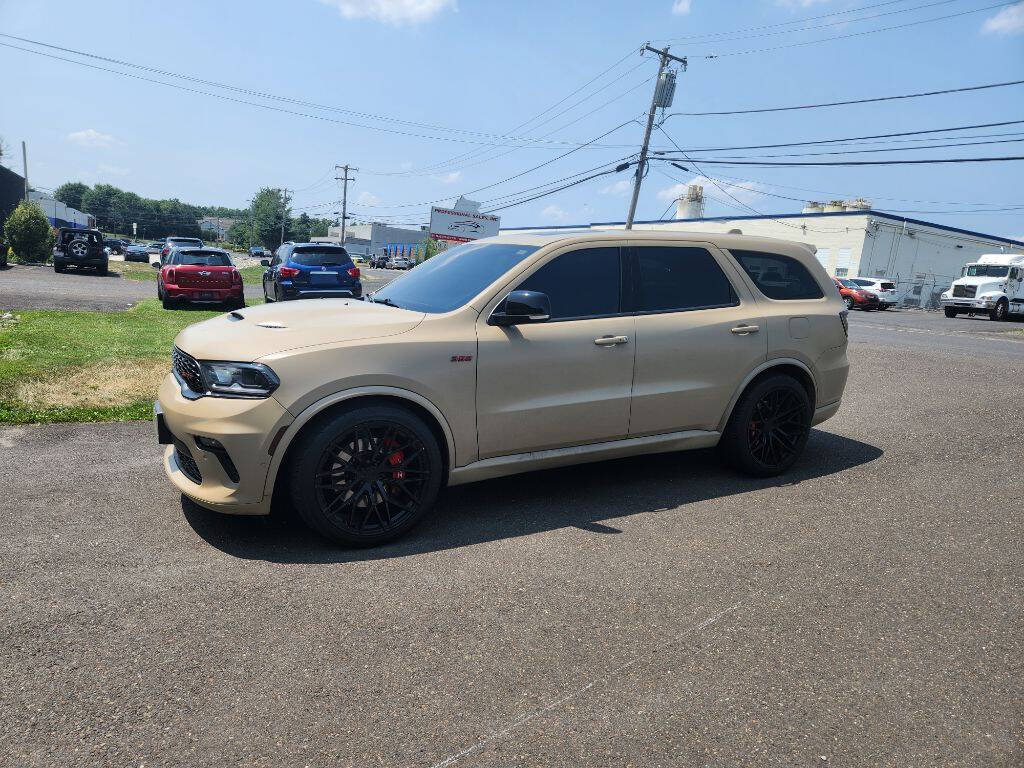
<box><xmin>53</xmin><ymin>182</ymin><xmax>331</xmax><ymax>247</ymax></box>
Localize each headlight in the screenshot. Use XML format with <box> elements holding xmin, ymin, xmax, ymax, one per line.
<box><xmin>198</xmin><ymin>361</ymin><xmax>280</xmax><ymax>398</ymax></box>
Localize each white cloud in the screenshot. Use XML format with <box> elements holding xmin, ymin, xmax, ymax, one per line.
<box><xmin>434</xmin><ymin>170</ymin><xmax>461</xmax><ymax>184</ymax></box>
<box><xmin>97</xmin><ymin>163</ymin><xmax>130</xmax><ymax>177</ymax></box>
<box><xmin>982</xmin><ymin>1</ymin><xmax>1024</xmax><ymax>34</ymax></box>
<box><xmin>600</xmin><ymin>179</ymin><xmax>632</xmax><ymax>197</ymax></box>
<box><xmin>541</xmin><ymin>204</ymin><xmax>569</xmax><ymax>221</ymax></box>
<box><xmin>671</xmin><ymin>0</ymin><xmax>691</xmax><ymax>15</ymax></box>
<box><xmin>357</xmin><ymin>190</ymin><xmax>381</xmax><ymax>205</ymax></box>
<box><xmin>318</xmin><ymin>0</ymin><xmax>455</xmax><ymax>24</ymax></box>
<box><xmin>66</xmin><ymin>129</ymin><xmax>114</xmax><ymax>148</ymax></box>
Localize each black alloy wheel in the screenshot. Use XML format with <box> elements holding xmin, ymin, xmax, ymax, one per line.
<box><xmin>746</xmin><ymin>388</ymin><xmax>807</xmax><ymax>469</ymax></box>
<box><xmin>720</xmin><ymin>373</ymin><xmax>811</xmax><ymax>477</ymax></box>
<box><xmin>289</xmin><ymin>405</ymin><xmax>443</xmax><ymax>546</ymax></box>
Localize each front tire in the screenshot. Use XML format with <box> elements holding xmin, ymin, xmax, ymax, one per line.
<box><xmin>719</xmin><ymin>374</ymin><xmax>812</xmax><ymax>478</ymax></box>
<box><xmin>288</xmin><ymin>404</ymin><xmax>444</xmax><ymax>546</ymax></box>
<box><xmin>944</xmin><ymin>307</ymin><xmax>958</xmax><ymax>318</ymax></box>
<box><xmin>844</xmin><ymin>296</ymin><xmax>854</xmax><ymax>311</ymax></box>
<box><xmin>990</xmin><ymin>299</ymin><xmax>1008</xmax><ymax>322</ymax></box>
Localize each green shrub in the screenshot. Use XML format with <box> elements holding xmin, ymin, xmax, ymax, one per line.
<box><xmin>3</xmin><ymin>202</ymin><xmax>55</xmax><ymax>263</ymax></box>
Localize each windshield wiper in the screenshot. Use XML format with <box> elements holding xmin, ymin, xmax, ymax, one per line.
<box><xmin>369</xmin><ymin>295</ymin><xmax>401</xmax><ymax>308</ymax></box>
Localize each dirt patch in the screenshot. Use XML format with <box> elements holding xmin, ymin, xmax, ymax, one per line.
<box><xmin>16</xmin><ymin>358</ymin><xmax>168</xmax><ymax>408</ymax></box>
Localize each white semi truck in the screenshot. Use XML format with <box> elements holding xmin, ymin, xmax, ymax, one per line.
<box><xmin>940</xmin><ymin>253</ymin><xmax>1024</xmax><ymax>321</ymax></box>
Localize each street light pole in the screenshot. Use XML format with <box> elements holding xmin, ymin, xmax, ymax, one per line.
<box><xmin>625</xmin><ymin>44</ymin><xmax>686</xmax><ymax>230</ymax></box>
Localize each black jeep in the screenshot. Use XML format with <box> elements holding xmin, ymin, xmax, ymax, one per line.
<box><xmin>54</xmin><ymin>228</ymin><xmax>108</xmax><ymax>275</ymax></box>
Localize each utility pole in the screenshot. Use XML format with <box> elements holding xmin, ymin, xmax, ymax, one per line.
<box><xmin>625</xmin><ymin>44</ymin><xmax>687</xmax><ymax>230</ymax></box>
<box><xmin>280</xmin><ymin>188</ymin><xmax>290</xmax><ymax>246</ymax></box>
<box><xmin>335</xmin><ymin>164</ymin><xmax>357</xmax><ymax>247</ymax></box>
<box><xmin>21</xmin><ymin>141</ymin><xmax>29</xmax><ymax>202</ymax></box>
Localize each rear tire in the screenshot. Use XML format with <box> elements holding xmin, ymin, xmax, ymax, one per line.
<box><xmin>990</xmin><ymin>299</ymin><xmax>1008</xmax><ymax>322</ymax></box>
<box><xmin>287</xmin><ymin>404</ymin><xmax>444</xmax><ymax>547</ymax></box>
<box><xmin>162</xmin><ymin>296</ymin><xmax>177</xmax><ymax>310</ymax></box>
<box><xmin>54</xmin><ymin>263</ymin><xmax>65</xmax><ymax>273</ymax></box>
<box><xmin>944</xmin><ymin>307</ymin><xmax>958</xmax><ymax>318</ymax></box>
<box><xmin>97</xmin><ymin>264</ymin><xmax>108</xmax><ymax>276</ymax></box>
<box><xmin>719</xmin><ymin>373</ymin><xmax>812</xmax><ymax>478</ymax></box>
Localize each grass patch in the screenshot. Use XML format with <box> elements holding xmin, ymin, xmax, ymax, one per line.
<box><xmin>115</xmin><ymin>260</ymin><xmax>265</xmax><ymax>285</ymax></box>
<box><xmin>0</xmin><ymin>299</ymin><xmax>225</xmax><ymax>425</ymax></box>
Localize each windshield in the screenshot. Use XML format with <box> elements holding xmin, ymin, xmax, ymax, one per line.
<box><xmin>175</xmin><ymin>251</ymin><xmax>232</xmax><ymax>266</ymax></box>
<box><xmin>372</xmin><ymin>241</ymin><xmax>540</xmax><ymax>313</ymax></box>
<box><xmin>290</xmin><ymin>247</ymin><xmax>351</xmax><ymax>267</ymax></box>
<box><xmin>965</xmin><ymin>264</ymin><xmax>1009</xmax><ymax>277</ymax></box>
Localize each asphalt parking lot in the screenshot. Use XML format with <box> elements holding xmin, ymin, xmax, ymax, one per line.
<box><xmin>0</xmin><ymin>263</ymin><xmax>398</xmax><ymax>311</ymax></box>
<box><xmin>1</xmin><ymin>310</ymin><xmax>1022</xmax><ymax>767</ymax></box>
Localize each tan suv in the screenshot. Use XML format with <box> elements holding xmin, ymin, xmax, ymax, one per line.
<box><xmin>155</xmin><ymin>231</ymin><xmax>849</xmax><ymax>545</ymax></box>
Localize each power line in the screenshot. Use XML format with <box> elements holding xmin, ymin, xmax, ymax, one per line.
<box><xmin>0</xmin><ymin>39</ymin><xmax>639</xmax><ymax>151</ymax></box>
<box><xmin>689</xmin><ymin>135</ymin><xmax>1024</xmax><ymax>161</ymax></box>
<box><xmin>695</xmin><ymin>1</ymin><xmax>1017</xmax><ymax>58</ymax></box>
<box><xmin>653</xmin><ymin>154</ymin><xmax>1024</xmax><ymax>167</ymax></box>
<box><xmin>658</xmin><ymin>0</ymin><xmax>919</xmax><ymax>41</ymax></box>
<box><xmin>706</xmin><ymin>169</ymin><xmax>1024</xmax><ymax>208</ymax></box>
<box><xmin>390</xmin><ymin>57</ymin><xmax>653</xmax><ymax>177</ymax></box>
<box><xmin>660</xmin><ymin>0</ymin><xmax>966</xmax><ymax>46</ymax></box>
<box><xmin>653</xmin><ymin>119</ymin><xmax>1024</xmax><ymax>153</ymax></box>
<box><xmin>664</xmin><ymin>77</ymin><xmax>1024</xmax><ymax>117</ymax></box>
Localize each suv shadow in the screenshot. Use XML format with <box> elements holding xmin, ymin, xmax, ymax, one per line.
<box><xmin>183</xmin><ymin>429</ymin><xmax>882</xmax><ymax>564</ymax></box>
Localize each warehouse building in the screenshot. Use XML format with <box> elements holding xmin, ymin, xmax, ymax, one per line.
<box><xmin>503</xmin><ymin>201</ymin><xmax>1024</xmax><ymax>310</ymax></box>
<box><xmin>313</xmin><ymin>221</ymin><xmax>427</xmax><ymax>259</ymax></box>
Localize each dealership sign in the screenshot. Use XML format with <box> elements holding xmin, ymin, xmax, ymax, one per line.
<box><xmin>429</xmin><ymin>207</ymin><xmax>500</xmax><ymax>243</ymax></box>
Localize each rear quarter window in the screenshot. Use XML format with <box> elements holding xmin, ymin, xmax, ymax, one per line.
<box><xmin>729</xmin><ymin>250</ymin><xmax>825</xmax><ymax>300</ymax></box>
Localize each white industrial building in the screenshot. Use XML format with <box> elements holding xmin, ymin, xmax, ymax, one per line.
<box><xmin>313</xmin><ymin>221</ymin><xmax>428</xmax><ymax>259</ymax></box>
<box><xmin>502</xmin><ymin>197</ymin><xmax>1024</xmax><ymax>310</ymax></box>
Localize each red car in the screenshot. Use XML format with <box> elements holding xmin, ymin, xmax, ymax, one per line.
<box><xmin>155</xmin><ymin>248</ymin><xmax>244</xmax><ymax>310</ymax></box>
<box><xmin>833</xmin><ymin>277</ymin><xmax>879</xmax><ymax>311</ymax></box>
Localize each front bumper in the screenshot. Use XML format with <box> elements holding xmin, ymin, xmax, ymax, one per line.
<box><xmin>940</xmin><ymin>297</ymin><xmax>994</xmax><ymax>311</ymax></box>
<box><xmin>156</xmin><ymin>374</ymin><xmax>291</xmax><ymax>515</ymax></box>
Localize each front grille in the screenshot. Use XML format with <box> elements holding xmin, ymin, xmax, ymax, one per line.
<box><xmin>172</xmin><ymin>346</ymin><xmax>205</xmax><ymax>393</ymax></box>
<box><xmin>173</xmin><ymin>439</ymin><xmax>202</xmax><ymax>484</ymax></box>
<box><xmin>953</xmin><ymin>285</ymin><xmax>977</xmax><ymax>298</ymax></box>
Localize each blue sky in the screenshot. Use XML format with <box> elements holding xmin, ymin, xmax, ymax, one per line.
<box><xmin>1</xmin><ymin>0</ymin><xmax>1022</xmax><ymax>237</ymax></box>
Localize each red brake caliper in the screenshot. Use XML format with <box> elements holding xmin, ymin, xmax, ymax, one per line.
<box><xmin>386</xmin><ymin>444</ymin><xmax>405</xmax><ymax>481</ymax></box>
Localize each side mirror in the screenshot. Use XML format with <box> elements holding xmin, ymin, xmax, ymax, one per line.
<box><xmin>150</xmin><ymin>261</ymin><xmax>160</xmax><ymax>269</ymax></box>
<box><xmin>489</xmin><ymin>290</ymin><xmax>551</xmax><ymax>326</ymax></box>
<box><xmin>260</xmin><ymin>259</ymin><xmax>271</xmax><ymax>267</ymax></box>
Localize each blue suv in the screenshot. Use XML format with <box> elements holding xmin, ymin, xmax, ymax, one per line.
<box><xmin>261</xmin><ymin>243</ymin><xmax>362</xmax><ymax>302</ymax></box>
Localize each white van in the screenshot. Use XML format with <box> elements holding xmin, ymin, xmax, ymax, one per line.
<box><xmin>940</xmin><ymin>254</ymin><xmax>1024</xmax><ymax>321</ymax></box>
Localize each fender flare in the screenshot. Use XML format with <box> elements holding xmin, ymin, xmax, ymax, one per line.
<box><xmin>262</xmin><ymin>386</ymin><xmax>459</xmax><ymax>499</ymax></box>
<box><xmin>716</xmin><ymin>357</ymin><xmax>817</xmax><ymax>433</ymax></box>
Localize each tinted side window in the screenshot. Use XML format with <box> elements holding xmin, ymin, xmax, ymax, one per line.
<box><xmin>517</xmin><ymin>247</ymin><xmax>620</xmax><ymax>319</ymax></box>
<box><xmin>633</xmin><ymin>246</ymin><xmax>737</xmax><ymax>312</ymax></box>
<box><xmin>730</xmin><ymin>250</ymin><xmax>824</xmax><ymax>300</ymax></box>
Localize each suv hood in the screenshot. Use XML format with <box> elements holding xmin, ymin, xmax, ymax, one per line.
<box><xmin>173</xmin><ymin>299</ymin><xmax>425</xmax><ymax>361</ymax></box>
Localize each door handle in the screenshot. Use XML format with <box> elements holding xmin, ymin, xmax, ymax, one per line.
<box><xmin>594</xmin><ymin>335</ymin><xmax>629</xmax><ymax>346</ymax></box>
<box><xmin>730</xmin><ymin>324</ymin><xmax>760</xmax><ymax>335</ymax></box>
